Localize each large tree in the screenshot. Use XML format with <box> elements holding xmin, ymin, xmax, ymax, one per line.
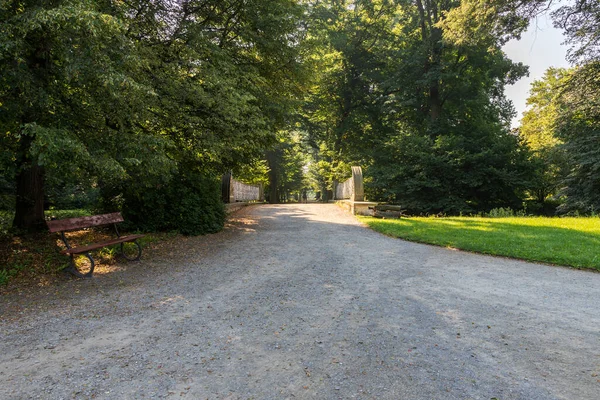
<box><xmin>1</xmin><ymin>0</ymin><xmax>308</xmax><ymax>231</ymax></box>
<box><xmin>553</xmin><ymin>62</ymin><xmax>600</xmax><ymax>213</ymax></box>
<box><xmin>0</xmin><ymin>0</ymin><xmax>157</xmax><ymax>230</ymax></box>
<box><xmin>520</xmin><ymin>68</ymin><xmax>571</xmax><ymax>206</ymax></box>
<box><xmin>551</xmin><ymin>0</ymin><xmax>600</xmax><ymax>213</ymax></box>
<box><xmin>303</xmin><ymin>0</ymin><xmax>532</xmax><ymax>213</ymax></box>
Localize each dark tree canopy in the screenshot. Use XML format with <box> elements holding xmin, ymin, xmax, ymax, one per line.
<box><xmin>301</xmin><ymin>0</ymin><xmax>532</xmax><ymax>214</ymax></box>
<box><xmin>1</xmin><ymin>0</ymin><xmax>308</xmax><ymax>231</ymax></box>
<box><xmin>2</xmin><ymin>0</ymin><xmax>600</xmax><ymax>234</ymax></box>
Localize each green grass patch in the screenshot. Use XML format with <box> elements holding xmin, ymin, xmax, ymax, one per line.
<box><xmin>1</xmin><ymin>209</ymin><xmax>93</xmax><ymax>238</ymax></box>
<box><xmin>360</xmin><ymin>216</ymin><xmax>600</xmax><ymax>270</ymax></box>
<box><xmin>44</xmin><ymin>209</ymin><xmax>93</xmax><ymax>219</ymax></box>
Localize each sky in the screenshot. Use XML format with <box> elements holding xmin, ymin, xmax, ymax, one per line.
<box><xmin>502</xmin><ymin>12</ymin><xmax>570</xmax><ymax>128</ymax></box>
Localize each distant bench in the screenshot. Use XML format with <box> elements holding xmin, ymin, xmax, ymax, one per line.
<box><xmin>368</xmin><ymin>205</ymin><xmax>407</xmax><ymax>219</ymax></box>
<box><xmin>47</xmin><ymin>212</ymin><xmax>145</xmax><ymax>278</ymax></box>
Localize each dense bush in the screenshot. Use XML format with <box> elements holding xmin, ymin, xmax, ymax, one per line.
<box><xmin>523</xmin><ymin>198</ymin><xmax>562</xmax><ymax>216</ymax></box>
<box><xmin>0</xmin><ymin>162</ymin><xmax>14</xmax><ymax>211</ymax></box>
<box><xmin>106</xmin><ymin>171</ymin><xmax>225</xmax><ymax>236</ymax></box>
<box><xmin>365</xmin><ymin>124</ymin><xmax>533</xmax><ymax>215</ymax></box>
<box><xmin>45</xmin><ymin>181</ymin><xmax>100</xmax><ymax>210</ymax></box>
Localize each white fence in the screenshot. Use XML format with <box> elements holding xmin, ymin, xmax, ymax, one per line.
<box><xmin>232</xmin><ymin>179</ymin><xmax>261</xmax><ymax>202</ymax></box>
<box><xmin>221</xmin><ymin>173</ymin><xmax>263</xmax><ymax>203</ymax></box>
<box><xmin>335</xmin><ymin>177</ymin><xmax>354</xmax><ymax>200</ymax></box>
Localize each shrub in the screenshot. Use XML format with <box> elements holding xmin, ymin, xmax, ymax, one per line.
<box><xmin>523</xmin><ymin>198</ymin><xmax>561</xmax><ymax>216</ymax></box>
<box><xmin>107</xmin><ymin>170</ymin><xmax>225</xmax><ymax>235</ymax></box>
<box><xmin>488</xmin><ymin>207</ymin><xmax>515</xmax><ymax>218</ymax></box>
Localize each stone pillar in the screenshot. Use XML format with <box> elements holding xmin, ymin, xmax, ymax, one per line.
<box><xmin>351</xmin><ymin>166</ymin><xmax>364</xmax><ymax>201</ymax></box>
<box><xmin>332</xmin><ymin>180</ymin><xmax>338</xmax><ymax>200</ymax></box>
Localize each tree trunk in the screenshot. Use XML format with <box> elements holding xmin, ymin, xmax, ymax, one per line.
<box><xmin>429</xmin><ymin>24</ymin><xmax>443</xmax><ymax>121</ymax></box>
<box><xmin>12</xmin><ymin>39</ymin><xmax>49</xmax><ymax>231</ymax></box>
<box><xmin>266</xmin><ymin>150</ymin><xmax>279</xmax><ymax>204</ymax></box>
<box><xmin>13</xmin><ymin>162</ymin><xmax>45</xmax><ymax>231</ymax></box>
<box><xmin>429</xmin><ymin>83</ymin><xmax>442</xmax><ymax>121</ymax></box>
<box><xmin>416</xmin><ymin>0</ymin><xmax>443</xmax><ymax>122</ymax></box>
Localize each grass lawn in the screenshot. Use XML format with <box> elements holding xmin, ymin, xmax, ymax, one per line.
<box><xmin>360</xmin><ymin>216</ymin><xmax>600</xmax><ymax>271</ymax></box>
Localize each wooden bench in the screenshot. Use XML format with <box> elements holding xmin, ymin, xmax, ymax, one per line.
<box><xmin>369</xmin><ymin>204</ymin><xmax>407</xmax><ymax>219</ymax></box>
<box><xmin>47</xmin><ymin>212</ymin><xmax>145</xmax><ymax>278</ymax></box>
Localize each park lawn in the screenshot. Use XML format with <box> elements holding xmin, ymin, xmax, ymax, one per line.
<box><xmin>360</xmin><ymin>216</ymin><xmax>600</xmax><ymax>271</ymax></box>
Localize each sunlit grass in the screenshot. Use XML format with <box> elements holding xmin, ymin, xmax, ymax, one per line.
<box><xmin>360</xmin><ymin>216</ymin><xmax>600</xmax><ymax>270</ymax></box>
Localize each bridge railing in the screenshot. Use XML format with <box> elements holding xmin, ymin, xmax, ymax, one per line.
<box><xmin>333</xmin><ymin>166</ymin><xmax>364</xmax><ymax>202</ymax></box>
<box><xmin>221</xmin><ymin>173</ymin><xmax>264</xmax><ymax>203</ymax></box>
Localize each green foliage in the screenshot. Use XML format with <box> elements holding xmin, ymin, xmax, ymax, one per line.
<box><xmin>0</xmin><ymin>210</ymin><xmax>12</xmax><ymax>238</ymax></box>
<box><xmin>520</xmin><ymin>68</ymin><xmax>572</xmax><ymax>207</ymax></box>
<box><xmin>0</xmin><ymin>266</ymin><xmax>20</xmax><ymax>286</ymax></box>
<box><xmin>523</xmin><ymin>197</ymin><xmax>561</xmax><ymax>217</ymax></box>
<box><xmin>487</xmin><ymin>207</ymin><xmax>513</xmax><ymax>218</ymax></box>
<box><xmin>45</xmin><ymin>208</ymin><xmax>92</xmax><ymax>219</ymax></box>
<box><xmin>1</xmin><ymin>0</ymin><xmax>308</xmax><ymax>233</ymax></box>
<box><xmin>266</xmin><ymin>132</ymin><xmax>308</xmax><ymax>203</ymax></box>
<box><xmin>488</xmin><ymin>207</ymin><xmax>519</xmax><ymax>218</ymax></box>
<box><xmin>0</xmin><ymin>152</ymin><xmax>15</xmax><ymax>210</ymax></box>
<box><xmin>440</xmin><ymin>2</ymin><xmax>600</xmax><ymax>216</ymax></box>
<box><xmin>46</xmin><ymin>180</ymin><xmax>100</xmax><ymax>210</ymax></box>
<box><xmin>110</xmin><ymin>171</ymin><xmax>225</xmax><ymax>236</ymax></box>
<box><xmin>4</xmin><ymin>0</ymin><xmax>597</xmax><ymax>234</ymax></box>
<box><xmin>440</xmin><ymin>0</ymin><xmax>547</xmax><ymax>46</ymax></box>
<box><xmin>0</xmin><ymin>0</ymin><xmax>171</xmax><ymax>228</ymax></box>
<box><xmin>302</xmin><ymin>0</ymin><xmax>533</xmax><ymax>214</ymax></box>
<box><xmin>555</xmin><ymin>62</ymin><xmax>600</xmax><ymax>214</ymax></box>
<box><xmin>302</xmin><ymin>0</ymin><xmax>400</xmax><ymax>166</ymax></box>
<box><xmin>235</xmin><ymin>160</ymin><xmax>270</xmax><ymax>188</ymax></box>
<box><xmin>521</xmin><ymin>68</ymin><xmax>570</xmax><ymax>152</ymax></box>
<box><xmin>0</xmin><ymin>209</ymin><xmax>92</xmax><ymax>239</ymax></box>
<box><xmin>553</xmin><ymin>0</ymin><xmax>600</xmax><ymax>63</ymax></box>
<box><xmin>367</xmin><ymin>122</ymin><xmax>532</xmax><ymax>214</ymax></box>
<box><xmin>361</xmin><ymin>215</ymin><xmax>600</xmax><ymax>270</ymax></box>
<box><xmin>304</xmin><ymin>150</ymin><xmax>352</xmax><ymax>200</ymax></box>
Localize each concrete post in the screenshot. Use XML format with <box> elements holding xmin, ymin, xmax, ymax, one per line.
<box><xmin>351</xmin><ymin>166</ymin><xmax>364</xmax><ymax>201</ymax></box>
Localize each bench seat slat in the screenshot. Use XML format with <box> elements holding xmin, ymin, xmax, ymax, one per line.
<box><xmin>61</xmin><ymin>234</ymin><xmax>145</xmax><ymax>255</ymax></box>
<box><xmin>47</xmin><ymin>213</ymin><xmax>124</xmax><ymax>233</ymax></box>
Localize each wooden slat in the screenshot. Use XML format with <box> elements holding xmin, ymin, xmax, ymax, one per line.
<box><xmin>61</xmin><ymin>234</ymin><xmax>145</xmax><ymax>254</ymax></box>
<box><xmin>373</xmin><ymin>211</ymin><xmax>405</xmax><ymax>219</ymax></box>
<box><xmin>47</xmin><ymin>212</ymin><xmax>124</xmax><ymax>232</ymax></box>
<box><xmin>374</xmin><ymin>205</ymin><xmax>405</xmax><ymax>212</ymax></box>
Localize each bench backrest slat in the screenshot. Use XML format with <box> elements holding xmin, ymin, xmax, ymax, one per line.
<box><xmin>46</xmin><ymin>212</ymin><xmax>124</xmax><ymax>232</ymax></box>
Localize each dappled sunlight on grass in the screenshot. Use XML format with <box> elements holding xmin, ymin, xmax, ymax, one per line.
<box><xmin>360</xmin><ymin>216</ymin><xmax>600</xmax><ymax>270</ymax></box>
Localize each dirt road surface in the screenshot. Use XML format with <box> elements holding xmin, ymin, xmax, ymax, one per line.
<box><xmin>1</xmin><ymin>204</ymin><xmax>599</xmax><ymax>399</ymax></box>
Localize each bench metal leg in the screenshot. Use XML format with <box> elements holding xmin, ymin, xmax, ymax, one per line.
<box><xmin>120</xmin><ymin>240</ymin><xmax>142</xmax><ymax>261</ymax></box>
<box><xmin>65</xmin><ymin>253</ymin><xmax>95</xmax><ymax>278</ymax></box>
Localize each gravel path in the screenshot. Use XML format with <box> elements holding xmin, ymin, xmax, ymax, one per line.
<box><xmin>1</xmin><ymin>203</ymin><xmax>599</xmax><ymax>399</ymax></box>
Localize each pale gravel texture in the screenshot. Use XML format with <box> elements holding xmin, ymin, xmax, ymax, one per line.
<box><xmin>1</xmin><ymin>203</ymin><xmax>599</xmax><ymax>399</ymax></box>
